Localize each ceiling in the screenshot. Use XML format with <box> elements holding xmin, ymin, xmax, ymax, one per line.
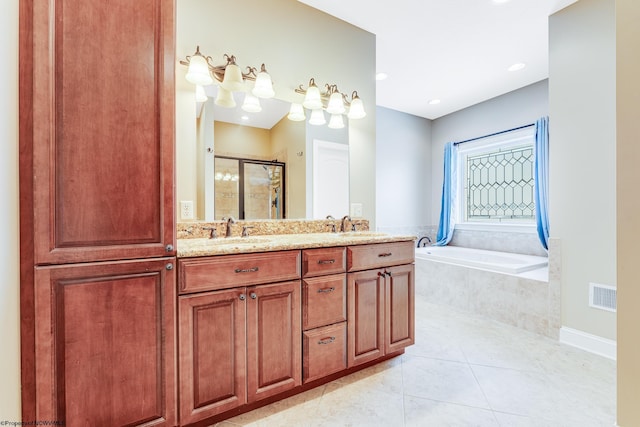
<box><xmin>298</xmin><ymin>0</ymin><xmax>578</xmax><ymax>120</ymax></box>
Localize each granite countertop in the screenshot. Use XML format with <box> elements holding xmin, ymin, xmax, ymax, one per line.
<box><xmin>177</xmin><ymin>232</ymin><xmax>416</xmax><ymax>258</ymax></box>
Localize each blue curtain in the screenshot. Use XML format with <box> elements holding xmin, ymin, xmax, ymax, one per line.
<box><xmin>435</xmin><ymin>142</ymin><xmax>457</xmax><ymax>246</ymax></box>
<box><xmin>534</xmin><ymin>116</ymin><xmax>550</xmax><ymax>250</ymax></box>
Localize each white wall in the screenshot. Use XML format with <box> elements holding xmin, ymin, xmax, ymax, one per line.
<box><xmin>1</xmin><ymin>0</ymin><xmax>22</xmax><ymax>419</ymax></box>
<box><xmin>430</xmin><ymin>80</ymin><xmax>550</xmax><ymax>223</ymax></box>
<box><xmin>376</xmin><ymin>106</ymin><xmax>432</xmax><ymax>234</ymax></box>
<box><xmin>549</xmin><ymin>0</ymin><xmax>616</xmax><ymax>341</ymax></box>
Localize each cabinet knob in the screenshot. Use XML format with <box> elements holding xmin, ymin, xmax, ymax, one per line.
<box><xmin>165</xmin><ymin>244</ymin><xmax>174</xmax><ymax>252</ymax></box>
<box><xmin>165</xmin><ymin>263</ymin><xmax>173</xmax><ymax>270</ymax></box>
<box><xmin>250</xmin><ymin>292</ymin><xmax>257</xmax><ymax>299</ymax></box>
<box><xmin>239</xmin><ymin>294</ymin><xmax>246</xmax><ymax>301</ymax></box>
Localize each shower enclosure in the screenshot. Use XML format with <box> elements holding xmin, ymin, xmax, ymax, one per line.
<box><xmin>214</xmin><ymin>156</ymin><xmax>285</xmax><ymax>220</ymax></box>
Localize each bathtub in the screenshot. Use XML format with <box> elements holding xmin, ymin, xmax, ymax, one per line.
<box><xmin>415</xmin><ymin>245</ymin><xmax>548</xmax><ymax>274</ymax></box>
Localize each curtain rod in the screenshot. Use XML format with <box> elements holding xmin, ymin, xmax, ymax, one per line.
<box><xmin>453</xmin><ymin>123</ymin><xmax>535</xmax><ymax>146</ymax></box>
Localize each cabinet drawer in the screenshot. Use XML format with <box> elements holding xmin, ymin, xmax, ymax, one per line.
<box><xmin>302</xmin><ymin>274</ymin><xmax>347</xmax><ymax>330</ymax></box>
<box><xmin>178</xmin><ymin>250</ymin><xmax>301</xmax><ymax>294</ymax></box>
<box><xmin>303</xmin><ymin>322</ymin><xmax>347</xmax><ymax>383</ymax></box>
<box><xmin>347</xmin><ymin>241</ymin><xmax>415</xmax><ymax>272</ymax></box>
<box><xmin>302</xmin><ymin>247</ymin><xmax>346</xmax><ymax>277</ymax></box>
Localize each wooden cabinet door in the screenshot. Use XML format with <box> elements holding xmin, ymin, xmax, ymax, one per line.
<box><xmin>33</xmin><ymin>258</ymin><xmax>177</xmax><ymax>426</ymax></box>
<box><xmin>24</xmin><ymin>0</ymin><xmax>175</xmax><ymax>265</ymax></box>
<box><xmin>246</xmin><ymin>280</ymin><xmax>302</xmax><ymax>403</ymax></box>
<box><xmin>178</xmin><ymin>288</ymin><xmax>247</xmax><ymax>425</ymax></box>
<box><xmin>347</xmin><ymin>269</ymin><xmax>385</xmax><ymax>367</ymax></box>
<box><xmin>385</xmin><ymin>264</ymin><xmax>415</xmax><ymax>354</ymax></box>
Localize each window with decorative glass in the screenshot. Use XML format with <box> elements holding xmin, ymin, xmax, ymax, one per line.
<box><xmin>456</xmin><ymin>126</ymin><xmax>536</xmax><ymax>224</ymax></box>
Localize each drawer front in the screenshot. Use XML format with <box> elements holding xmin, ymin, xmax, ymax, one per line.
<box><xmin>302</xmin><ymin>274</ymin><xmax>347</xmax><ymax>330</ymax></box>
<box><xmin>178</xmin><ymin>250</ymin><xmax>301</xmax><ymax>294</ymax></box>
<box><xmin>302</xmin><ymin>247</ymin><xmax>346</xmax><ymax>277</ymax></box>
<box><xmin>303</xmin><ymin>322</ymin><xmax>347</xmax><ymax>383</ymax></box>
<box><xmin>347</xmin><ymin>241</ymin><xmax>415</xmax><ymax>272</ymax></box>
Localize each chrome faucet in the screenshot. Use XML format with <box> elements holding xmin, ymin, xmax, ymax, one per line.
<box><xmin>340</xmin><ymin>215</ymin><xmax>351</xmax><ymax>232</ymax></box>
<box><xmin>223</xmin><ymin>216</ymin><xmax>236</xmax><ymax>237</ymax></box>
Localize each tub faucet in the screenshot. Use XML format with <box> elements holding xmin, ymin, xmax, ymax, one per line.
<box><xmin>223</xmin><ymin>216</ymin><xmax>236</xmax><ymax>237</ymax></box>
<box><xmin>340</xmin><ymin>215</ymin><xmax>351</xmax><ymax>232</ymax></box>
<box><xmin>417</xmin><ymin>236</ymin><xmax>432</xmax><ymax>247</ymax></box>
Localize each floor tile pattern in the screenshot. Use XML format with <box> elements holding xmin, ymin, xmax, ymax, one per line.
<box><xmin>215</xmin><ymin>295</ymin><xmax>616</xmax><ymax>427</ymax></box>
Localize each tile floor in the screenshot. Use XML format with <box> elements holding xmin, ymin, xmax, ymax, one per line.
<box><xmin>215</xmin><ymin>294</ymin><xmax>617</xmax><ymax>427</ymax></box>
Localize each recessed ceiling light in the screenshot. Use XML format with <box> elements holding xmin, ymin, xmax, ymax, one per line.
<box><xmin>492</xmin><ymin>0</ymin><xmax>511</xmax><ymax>4</ymax></box>
<box><xmin>428</xmin><ymin>99</ymin><xmax>441</xmax><ymax>105</ymax></box>
<box><xmin>241</xmin><ymin>115</ymin><xmax>249</xmax><ymax>121</ymax></box>
<box><xmin>376</xmin><ymin>72</ymin><xmax>388</xmax><ymax>81</ymax></box>
<box><xmin>507</xmin><ymin>62</ymin><xmax>526</xmax><ymax>72</ymax></box>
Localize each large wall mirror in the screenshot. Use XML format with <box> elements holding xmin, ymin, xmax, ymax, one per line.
<box><xmin>175</xmin><ymin>0</ymin><xmax>376</xmax><ymax>224</ymax></box>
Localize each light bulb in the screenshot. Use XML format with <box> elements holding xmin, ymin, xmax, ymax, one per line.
<box><xmin>185</xmin><ymin>52</ymin><xmax>213</xmax><ymax>86</ymax></box>
<box><xmin>241</xmin><ymin>93</ymin><xmax>262</xmax><ymax>113</ymax></box>
<box><xmin>309</xmin><ymin>109</ymin><xmax>326</xmax><ymax>126</ymax></box>
<box><xmin>252</xmin><ymin>67</ymin><xmax>275</xmax><ymax>98</ymax></box>
<box><xmin>287</xmin><ymin>103</ymin><xmax>306</xmax><ymax>121</ymax></box>
<box><xmin>328</xmin><ymin>114</ymin><xmax>345</xmax><ymax>129</ymax></box>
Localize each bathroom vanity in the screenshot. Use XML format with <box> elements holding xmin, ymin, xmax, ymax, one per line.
<box><xmin>175</xmin><ymin>230</ymin><xmax>415</xmax><ymax>425</ymax></box>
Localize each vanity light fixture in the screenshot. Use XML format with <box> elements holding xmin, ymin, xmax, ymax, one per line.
<box><xmin>241</xmin><ymin>93</ymin><xmax>262</xmax><ymax>113</ymax></box>
<box><xmin>287</xmin><ymin>103</ymin><xmax>306</xmax><ymax>121</ymax></box>
<box><xmin>180</xmin><ymin>46</ymin><xmax>275</xmax><ymax>108</ymax></box>
<box><xmin>328</xmin><ymin>113</ymin><xmax>345</xmax><ymax>129</ymax></box>
<box><xmin>293</xmin><ymin>79</ymin><xmax>366</xmax><ymax>126</ymax></box>
<box><xmin>309</xmin><ymin>108</ymin><xmax>326</xmax><ymax>126</ymax></box>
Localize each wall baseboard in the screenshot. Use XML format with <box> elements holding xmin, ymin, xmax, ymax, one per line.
<box><xmin>559</xmin><ymin>326</ymin><xmax>617</xmax><ymax>360</ymax></box>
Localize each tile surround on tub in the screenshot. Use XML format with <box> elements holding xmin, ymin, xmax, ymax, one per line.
<box><xmin>416</xmin><ymin>258</ymin><xmax>557</xmax><ymax>338</ymax></box>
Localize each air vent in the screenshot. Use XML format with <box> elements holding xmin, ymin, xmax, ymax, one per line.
<box><xmin>589</xmin><ymin>283</ymin><xmax>617</xmax><ymax>312</ymax></box>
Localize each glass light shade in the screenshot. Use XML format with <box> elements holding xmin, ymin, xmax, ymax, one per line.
<box><xmin>303</xmin><ymin>85</ymin><xmax>323</xmax><ymax>110</ymax></box>
<box><xmin>347</xmin><ymin>97</ymin><xmax>366</xmax><ymax>119</ymax></box>
<box><xmin>287</xmin><ymin>103</ymin><xmax>306</xmax><ymax>121</ymax></box>
<box><xmin>195</xmin><ymin>85</ymin><xmax>208</xmax><ymax>102</ymax></box>
<box><xmin>221</xmin><ymin>63</ymin><xmax>245</xmax><ymax>92</ymax></box>
<box><xmin>215</xmin><ymin>87</ymin><xmax>236</xmax><ymax>108</ymax></box>
<box><xmin>326</xmin><ymin>92</ymin><xmax>346</xmax><ymax>114</ymax></box>
<box><xmin>309</xmin><ymin>108</ymin><xmax>326</xmax><ymax>126</ymax></box>
<box><xmin>328</xmin><ymin>114</ymin><xmax>345</xmax><ymax>129</ymax></box>
<box><xmin>252</xmin><ymin>71</ymin><xmax>275</xmax><ymax>98</ymax></box>
<box><xmin>241</xmin><ymin>93</ymin><xmax>262</xmax><ymax>113</ymax></box>
<box><xmin>185</xmin><ymin>55</ymin><xmax>213</xmax><ymax>86</ymax></box>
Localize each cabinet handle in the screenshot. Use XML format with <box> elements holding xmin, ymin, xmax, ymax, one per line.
<box><xmin>385</xmin><ymin>271</ymin><xmax>392</xmax><ymax>277</ymax></box>
<box><xmin>235</xmin><ymin>267</ymin><xmax>259</xmax><ymax>273</ymax></box>
<box><xmin>317</xmin><ymin>259</ymin><xmax>336</xmax><ymax>265</ymax></box>
<box><xmin>239</xmin><ymin>294</ymin><xmax>246</xmax><ymax>301</ymax></box>
<box><xmin>317</xmin><ymin>287</ymin><xmax>335</xmax><ymax>293</ymax></box>
<box><xmin>250</xmin><ymin>292</ymin><xmax>257</xmax><ymax>299</ymax></box>
<box><xmin>378</xmin><ymin>252</ymin><xmax>393</xmax><ymax>257</ymax></box>
<box><xmin>317</xmin><ymin>336</ymin><xmax>336</xmax><ymax>345</ymax></box>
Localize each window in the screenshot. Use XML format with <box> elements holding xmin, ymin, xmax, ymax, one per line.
<box><xmin>456</xmin><ymin>126</ymin><xmax>536</xmax><ymax>225</ymax></box>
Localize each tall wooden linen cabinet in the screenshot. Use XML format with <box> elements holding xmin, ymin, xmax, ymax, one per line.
<box><xmin>19</xmin><ymin>1</ymin><xmax>177</xmax><ymax>425</ymax></box>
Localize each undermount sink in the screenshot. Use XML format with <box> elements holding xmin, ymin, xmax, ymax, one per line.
<box><xmin>188</xmin><ymin>236</ymin><xmax>272</xmax><ymax>245</ymax></box>
<box><xmin>334</xmin><ymin>232</ymin><xmax>388</xmax><ymax>238</ymax></box>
